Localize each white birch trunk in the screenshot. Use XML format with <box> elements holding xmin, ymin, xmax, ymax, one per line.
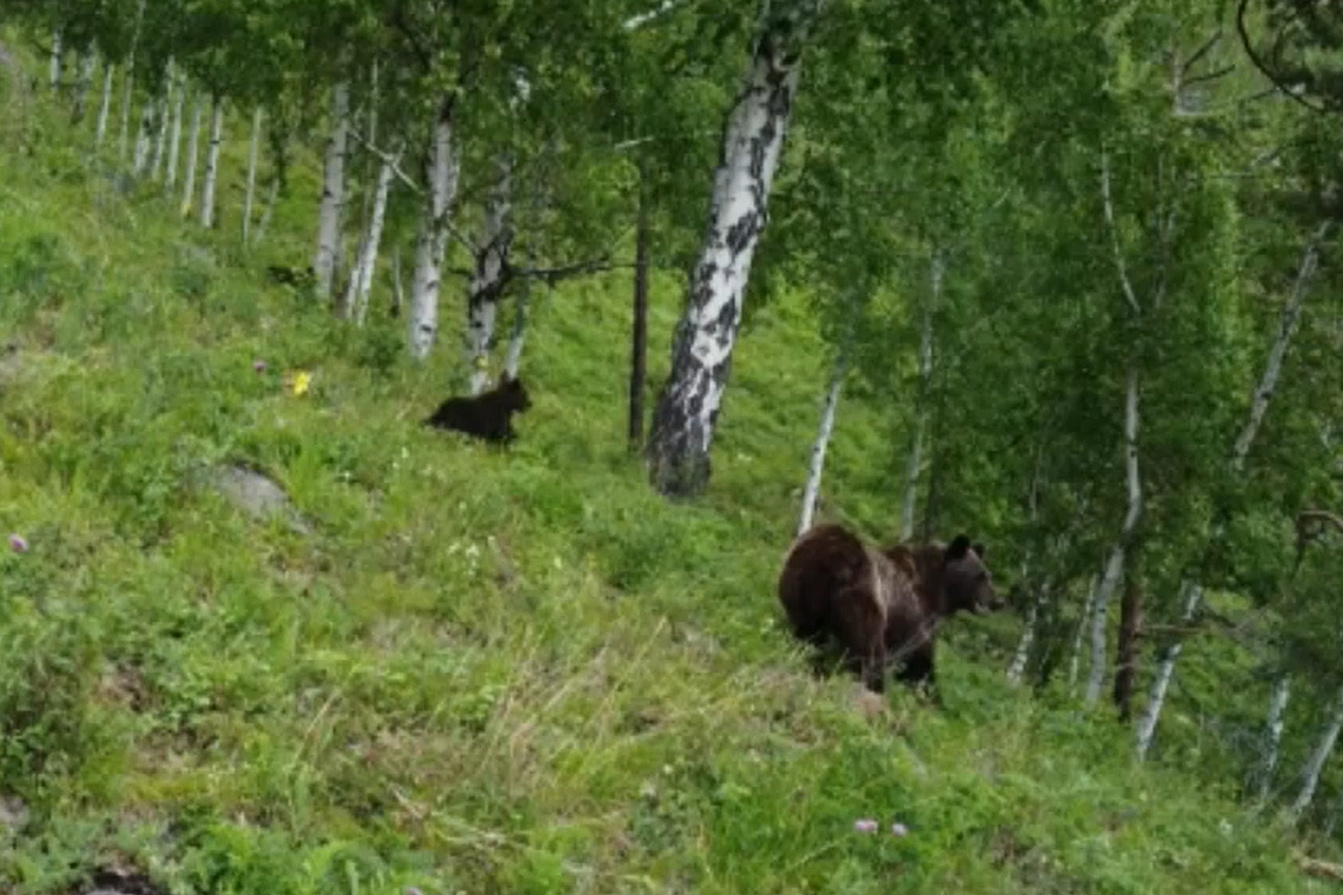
<box><xmin>408</xmin><ymin>96</ymin><xmax>460</xmax><ymax>360</ymax></box>
<box><xmin>645</xmin><ymin>1</ymin><xmax>821</xmax><ymax>496</ymax></box>
<box><xmin>797</xmin><ymin>346</ymin><xmax>848</xmax><ymax>537</ymax></box>
<box><xmin>150</xmin><ymin>63</ymin><xmax>172</xmax><ymax>181</ymax></box>
<box><xmin>1253</xmin><ymin>674</ymin><xmax>1292</xmax><ymax>803</ymax></box>
<box><xmin>95</xmin><ymin>62</ymin><xmax>114</xmax><ymax>149</ymax></box>
<box><xmin>71</xmin><ymin>50</ymin><xmax>95</xmax><ymax>122</ymax></box>
<box><xmin>466</xmin><ymin>154</ymin><xmax>515</xmax><ymax>394</ymax></box>
<box><xmin>1131</xmin><ymin>220</ymin><xmax>1330</xmax><ymax>753</ymax></box>
<box><xmin>252</xmin><ymin>179</ymin><xmax>281</xmax><ymax>249</ymax></box>
<box><xmin>242</xmin><ymin>106</ymin><xmax>263</xmax><ymax>245</ymax></box>
<box><xmin>1133</xmin><ymin>582</ymin><xmax>1202</xmax><ymax>759</ymax></box>
<box><xmin>901</xmin><ymin>251</ymin><xmax>940</xmax><ymax>540</ymax></box>
<box><xmin>132</xmin><ymin>99</ymin><xmax>154</xmax><ymax>176</ymax></box>
<box><xmin>345</xmin><ymin>143</ymin><xmax>399</xmax><ymax>324</ymax></box>
<box><xmin>1289</xmin><ymin>683</ymin><xmax>1343</xmax><ymax>821</ymax></box>
<box><xmin>313</xmin><ymin>82</ymin><xmax>350</xmax><ymax>300</ymax></box>
<box><xmin>118</xmin><ymin>56</ymin><xmax>134</xmax><ymax>163</ymax></box>
<box><xmin>199</xmin><ymin>97</ymin><xmax>224</xmax><ymax>229</ymax></box>
<box><xmin>166</xmin><ymin>76</ymin><xmax>185</xmax><ymax>188</ymax></box>
<box><xmin>1006</xmin><ymin>591</ymin><xmax>1042</xmax><ymax>687</ymax></box>
<box><xmin>1068</xmin><ymin>575</ymin><xmax>1100</xmax><ymax>696</ymax></box>
<box><xmin>180</xmin><ymin>97</ymin><xmax>203</xmax><ymax>217</ymax></box>
<box><xmin>1084</xmin><ymin>362</ymin><xmax>1142</xmax><ymax>708</ymax></box>
<box><xmin>503</xmin><ymin>274</ymin><xmax>533</xmax><ymax>380</ymax></box>
<box><xmin>392</xmin><ymin>249</ymin><xmax>405</xmax><ymax>319</ymax></box>
<box><xmin>49</xmin><ymin>28</ymin><xmax>62</xmax><ymax>91</ymax></box>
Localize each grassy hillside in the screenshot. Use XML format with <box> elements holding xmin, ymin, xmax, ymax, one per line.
<box><xmin>0</xmin><ymin>73</ymin><xmax>1331</xmax><ymax>895</ymax></box>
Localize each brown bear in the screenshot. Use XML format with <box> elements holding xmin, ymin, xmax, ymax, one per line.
<box><xmin>424</xmin><ymin>374</ymin><xmax>532</xmax><ymax>444</ymax></box>
<box><xmin>777</xmin><ymin>523</ymin><xmax>1000</xmax><ymax>695</ymax></box>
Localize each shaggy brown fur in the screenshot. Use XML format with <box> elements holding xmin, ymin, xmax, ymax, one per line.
<box><xmin>424</xmin><ymin>375</ymin><xmax>532</xmax><ymax>444</ymax></box>
<box><xmin>777</xmin><ymin>523</ymin><xmax>1001</xmax><ymax>694</ymax></box>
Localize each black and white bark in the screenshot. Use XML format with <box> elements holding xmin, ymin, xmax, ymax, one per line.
<box><xmin>117</xmin><ymin>0</ymin><xmax>145</xmax><ymax>164</ymax></box>
<box><xmin>1068</xmin><ymin>575</ymin><xmax>1100</xmax><ymax>697</ymax></box>
<box><xmin>165</xmin><ymin>74</ymin><xmax>184</xmax><ymax>188</ymax></box>
<box><xmin>645</xmin><ymin>0</ymin><xmax>822</xmax><ymax>497</ymax></box>
<box><xmin>242</xmin><ymin>106</ymin><xmax>263</xmax><ymax>245</ymax></box>
<box><xmin>503</xmin><ymin>241</ymin><xmax>537</xmax><ymax>381</ymax></box>
<box><xmin>49</xmin><ymin>27</ymin><xmax>62</xmax><ymax>91</ymax></box>
<box><xmin>1133</xmin><ymin>581</ymin><xmax>1201</xmax><ymax>758</ymax></box>
<box><xmin>1289</xmin><ymin>683</ymin><xmax>1343</xmax><ymax>822</ymax></box>
<box><xmin>1133</xmin><ymin>220</ymin><xmax>1330</xmax><ymax>756</ymax></box>
<box><xmin>199</xmin><ymin>95</ymin><xmax>224</xmax><ymax>229</ymax></box>
<box><xmin>1251</xmin><ymin>674</ymin><xmax>1292</xmax><ymax>804</ymax></box>
<box><xmin>1084</xmin><ymin>362</ymin><xmax>1143</xmax><ymax>709</ymax></box>
<box><xmin>179</xmin><ymin>95</ymin><xmax>203</xmax><ymax>217</ymax></box>
<box><xmin>94</xmin><ymin>62</ymin><xmax>114</xmax><ymax>149</ymax></box>
<box><xmin>314</xmin><ymin>82</ymin><xmax>350</xmax><ymax>300</ymax></box>
<box><xmin>796</xmin><ymin>340</ymin><xmax>848</xmax><ymax>537</ymax></box>
<box><xmin>343</xmin><ymin>141</ymin><xmax>400</xmax><ymax>324</ymax></box>
<box><xmin>1007</xmin><ymin>455</ymin><xmax>1047</xmax><ymax>687</ymax></box>
<box><xmin>466</xmin><ymin>154</ymin><xmax>515</xmax><ymax>394</ymax></box>
<box><xmin>71</xmin><ymin>49</ymin><xmax>95</xmax><ymax>123</ymax></box>
<box><xmin>149</xmin><ymin>66</ymin><xmax>171</xmax><ymax>181</ymax></box>
<box><xmin>132</xmin><ymin>98</ymin><xmax>155</xmax><ymax>176</ymax></box>
<box><xmin>408</xmin><ymin>95</ymin><xmax>460</xmax><ymax>360</ymax></box>
<box><xmin>629</xmin><ymin>172</ymin><xmax>652</xmax><ymax>452</ymax></box>
<box><xmin>901</xmin><ymin>250</ymin><xmax>941</xmax><ymax>540</ymax></box>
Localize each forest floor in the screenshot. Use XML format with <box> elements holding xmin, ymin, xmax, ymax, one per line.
<box><xmin>0</xmin><ymin>85</ymin><xmax>1335</xmax><ymax>895</ymax></box>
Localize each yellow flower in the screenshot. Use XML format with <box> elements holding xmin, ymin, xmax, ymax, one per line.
<box><xmin>291</xmin><ymin>371</ymin><xmax>311</xmax><ymax>397</ymax></box>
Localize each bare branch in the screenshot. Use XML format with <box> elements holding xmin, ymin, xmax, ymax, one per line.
<box><xmin>1236</xmin><ymin>0</ymin><xmax>1331</xmax><ymax>115</ymax></box>
<box><xmin>1100</xmin><ymin>150</ymin><xmax>1142</xmax><ymax>316</ymax></box>
<box><xmin>1182</xmin><ymin>29</ymin><xmax>1224</xmax><ymax>78</ymax></box>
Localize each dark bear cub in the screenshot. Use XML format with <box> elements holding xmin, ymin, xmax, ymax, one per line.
<box><xmin>424</xmin><ymin>374</ymin><xmax>532</xmax><ymax>444</ymax></box>
<box><xmin>266</xmin><ymin>265</ymin><xmax>316</xmax><ymax>288</ymax></box>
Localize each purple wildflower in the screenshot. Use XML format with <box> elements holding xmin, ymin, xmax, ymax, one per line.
<box><xmin>253</xmin><ymin>359</ymin><xmax>267</xmax><ymax>373</ymax></box>
<box><xmin>8</xmin><ymin>534</ymin><xmax>28</xmax><ymax>553</ymax></box>
<box><xmin>853</xmin><ymin>819</ymin><xmax>878</xmax><ymax>834</ymax></box>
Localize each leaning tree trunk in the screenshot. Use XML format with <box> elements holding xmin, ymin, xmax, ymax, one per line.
<box><xmin>242</xmin><ymin>106</ymin><xmax>263</xmax><ymax>245</ymax></box>
<box><xmin>71</xmin><ymin>50</ymin><xmax>95</xmax><ymax>123</ymax></box>
<box><xmin>179</xmin><ymin>96</ymin><xmax>203</xmax><ymax>217</ymax></box>
<box><xmin>644</xmin><ymin>0</ymin><xmax>821</xmax><ymax>497</ymax></box>
<box><xmin>901</xmin><ymin>250</ymin><xmax>941</xmax><ymax>540</ymax></box>
<box><xmin>1068</xmin><ymin>575</ymin><xmax>1100</xmax><ymax>697</ymax></box>
<box><xmin>94</xmin><ymin>62</ymin><xmax>114</xmax><ymax>149</ymax></box>
<box><xmin>1113</xmin><ymin>557</ymin><xmax>1144</xmax><ymax>721</ymax></box>
<box><xmin>165</xmin><ymin>75</ymin><xmax>184</xmax><ymax>188</ymax></box>
<box><xmin>1084</xmin><ymin>361</ymin><xmax>1142</xmax><ymax>709</ymax></box>
<box><xmin>1133</xmin><ymin>581</ymin><xmax>1201</xmax><ymax>758</ymax></box>
<box><xmin>408</xmin><ymin>95</ymin><xmax>460</xmax><ymax>360</ymax></box>
<box><xmin>466</xmin><ymin>154</ymin><xmax>515</xmax><ymax>394</ymax></box>
<box><xmin>345</xmin><ymin>142</ymin><xmax>400</xmax><ymax>324</ymax></box>
<box><xmin>117</xmin><ymin>0</ymin><xmax>144</xmax><ymax>162</ymax></box>
<box><xmin>1289</xmin><ymin>683</ymin><xmax>1343</xmax><ymax>822</ymax></box>
<box><xmin>628</xmin><ymin>172</ymin><xmax>652</xmax><ymax>452</ymax></box>
<box><xmin>314</xmin><ymin>82</ymin><xmax>350</xmax><ymax>301</ymax></box>
<box><xmin>1133</xmin><ymin>220</ymin><xmax>1331</xmax><ymax>759</ymax></box>
<box><xmin>199</xmin><ymin>95</ymin><xmax>224</xmax><ymax>229</ymax></box>
<box><xmin>1250</xmin><ymin>673</ymin><xmax>1292</xmax><ymax>804</ymax></box>
<box><xmin>797</xmin><ymin>343</ymin><xmax>848</xmax><ymax>537</ymax></box>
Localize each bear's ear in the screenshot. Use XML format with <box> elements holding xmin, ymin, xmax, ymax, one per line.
<box><xmin>945</xmin><ymin>535</ymin><xmax>971</xmax><ymax>561</ymax></box>
<box><xmin>973</xmin><ymin>542</ymin><xmax>987</xmax><ymax>559</ymax></box>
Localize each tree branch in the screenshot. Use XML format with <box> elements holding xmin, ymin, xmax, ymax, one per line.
<box><xmin>1236</xmin><ymin>0</ymin><xmax>1331</xmax><ymax>115</ymax></box>
<box><xmin>1100</xmin><ymin>150</ymin><xmax>1143</xmax><ymax>316</ymax></box>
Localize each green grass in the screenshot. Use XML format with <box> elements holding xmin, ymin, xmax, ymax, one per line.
<box><xmin>0</xmin><ymin>68</ymin><xmax>1331</xmax><ymax>895</ymax></box>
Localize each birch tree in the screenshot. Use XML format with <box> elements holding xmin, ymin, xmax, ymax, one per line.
<box><xmin>408</xmin><ymin>95</ymin><xmax>460</xmax><ymax>360</ymax></box>
<box><xmin>314</xmin><ymin>82</ymin><xmax>350</xmax><ymax>301</ymax></box>
<box><xmin>645</xmin><ymin>0</ymin><xmax>825</xmax><ymax>497</ymax></box>
<box><xmin>199</xmin><ymin>95</ymin><xmax>223</xmax><ymax>229</ymax></box>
